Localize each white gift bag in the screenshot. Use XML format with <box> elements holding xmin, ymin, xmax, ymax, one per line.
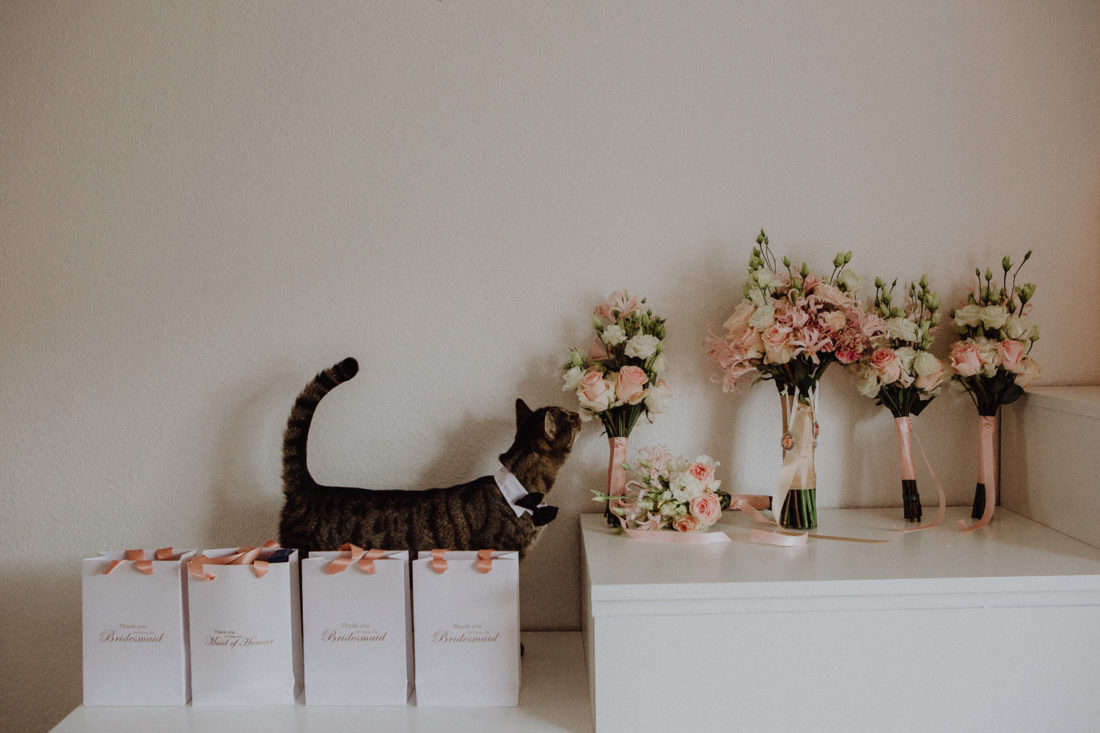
<box><xmin>412</xmin><ymin>549</ymin><xmax>520</xmax><ymax>707</ymax></box>
<box><xmin>82</xmin><ymin>547</ymin><xmax>196</xmax><ymax>706</ymax></box>
<box><xmin>301</xmin><ymin>545</ymin><xmax>412</xmax><ymax>705</ymax></box>
<box><xmin>186</xmin><ymin>543</ymin><xmax>303</xmax><ymax>705</ymax></box>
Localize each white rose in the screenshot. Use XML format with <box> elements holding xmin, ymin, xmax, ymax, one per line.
<box><xmin>748</xmin><ymin>303</ymin><xmax>775</xmax><ymax>330</ymax></box>
<box><xmin>893</xmin><ymin>346</ymin><xmax>916</xmax><ymax>386</ymax></box>
<box><xmin>837</xmin><ymin>269</ymin><xmax>860</xmax><ymax>293</ymax></box>
<box><xmin>856</xmin><ymin>367</ymin><xmax>881</xmax><ymax>398</ymax></box>
<box><xmin>562</xmin><ymin>366</ymin><xmax>585</xmax><ymax>391</ymax></box>
<box><xmin>912</xmin><ymin>350</ymin><xmax>941</xmax><ymax>377</ymax></box>
<box><xmin>601</xmin><ymin>324</ymin><xmax>627</xmax><ymax>346</ymax></box>
<box><xmin>954</xmin><ymin>304</ymin><xmax>983</xmax><ymax>329</ymax></box>
<box><xmin>650</xmin><ymin>352</ymin><xmax>669</xmax><ymax>375</ymax></box>
<box><xmin>980</xmin><ymin>305</ymin><xmax>1008</xmax><ymax>331</ymax></box>
<box><xmin>624</xmin><ymin>334</ymin><xmax>660</xmax><ymax>360</ymax></box>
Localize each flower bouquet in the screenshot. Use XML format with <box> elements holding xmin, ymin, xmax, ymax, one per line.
<box><xmin>564</xmin><ymin>291</ymin><xmax>672</xmax><ymax>524</ymax></box>
<box><xmin>707</xmin><ymin>230</ymin><xmax>874</xmax><ymax>530</ymax></box>
<box><xmin>853</xmin><ymin>275</ymin><xmax>945</xmax><ymax>522</ymax></box>
<box><xmin>592</xmin><ymin>446</ymin><xmax>731</xmax><ymax>540</ymax></box>
<box><xmin>948</xmin><ymin>253</ymin><xmax>1040</xmax><ymax>524</ymax></box>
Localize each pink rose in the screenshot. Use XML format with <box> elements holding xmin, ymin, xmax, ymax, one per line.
<box><xmin>869</xmin><ymin>348</ymin><xmax>903</xmax><ymax>384</ymax></box>
<box><xmin>615</xmin><ymin>366</ymin><xmax>649</xmax><ymax>405</ymax></box>
<box><xmin>689</xmin><ymin>493</ymin><xmax>722</xmax><ymax>526</ymax></box>
<box><xmin>998</xmin><ymin>339</ymin><xmax>1026</xmax><ymax>373</ymax></box>
<box><xmin>673</xmin><ymin>515</ymin><xmax>700</xmax><ymax>533</ymax></box>
<box><xmin>949</xmin><ymin>340</ymin><xmax>982</xmax><ymax>378</ymax></box>
<box><xmin>577</xmin><ymin>370</ymin><xmax>613</xmax><ymax>412</ymax></box>
<box><xmin>687</xmin><ymin>460</ymin><xmax>715</xmax><ymax>484</ymax></box>
<box><xmin>761</xmin><ymin>324</ymin><xmax>794</xmax><ymax>364</ymax></box>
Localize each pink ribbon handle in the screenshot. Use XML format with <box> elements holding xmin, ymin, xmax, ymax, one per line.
<box><xmin>429</xmin><ymin>549</ymin><xmax>448</xmax><ymax>574</ymax></box>
<box><xmin>476</xmin><ymin>549</ymin><xmax>496</xmax><ymax>573</ymax></box>
<box><xmin>103</xmin><ymin>547</ymin><xmax>175</xmax><ymax>575</ymax></box>
<box><xmin>188</xmin><ymin>541</ymin><xmax>279</xmax><ymax>581</ymax></box>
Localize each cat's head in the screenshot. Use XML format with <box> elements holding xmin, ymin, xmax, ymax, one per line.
<box><xmin>512</xmin><ymin>398</ymin><xmax>582</xmax><ymax>458</ymax></box>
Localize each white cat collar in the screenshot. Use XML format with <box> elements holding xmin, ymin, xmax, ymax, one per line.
<box><xmin>494</xmin><ymin>466</ymin><xmax>537</xmax><ymax>518</ymax></box>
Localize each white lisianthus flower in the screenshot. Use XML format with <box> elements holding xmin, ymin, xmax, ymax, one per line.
<box><xmin>979</xmin><ymin>305</ymin><xmax>1008</xmax><ymax>331</ymax></box>
<box><xmin>1004</xmin><ymin>315</ymin><xmax>1031</xmax><ymax>341</ymax></box>
<box><xmin>856</xmin><ymin>367</ymin><xmax>881</xmax><ymax>398</ymax></box>
<box><xmin>837</xmin><ymin>269</ymin><xmax>860</xmax><ymax>293</ymax></box>
<box><xmin>954</xmin><ymin>304</ymin><xmax>983</xmax><ymax>329</ymax></box>
<box><xmin>885</xmin><ymin>317</ymin><xmax>919</xmax><ymax>344</ymax></box>
<box><xmin>913</xmin><ymin>350</ymin><xmax>941</xmax><ymax>377</ymax></box>
<box><xmin>974</xmin><ymin>336</ymin><xmax>1000</xmax><ymax>377</ymax></box>
<box><xmin>669</xmin><ymin>473</ymin><xmax>704</xmax><ymax>502</ymax></box>
<box><xmin>562</xmin><ymin>366</ymin><xmax>585</xmax><ymax>391</ymax></box>
<box><xmin>601</xmin><ymin>324</ymin><xmax>627</xmax><ymax>346</ymax></box>
<box><xmin>748</xmin><ymin>303</ymin><xmax>775</xmax><ymax>330</ymax></box>
<box><xmin>624</xmin><ymin>334</ymin><xmax>660</xmax><ymax>360</ymax></box>
<box><xmin>753</xmin><ymin>267</ymin><xmax>782</xmax><ymax>291</ymax></box>
<box><xmin>644</xmin><ymin>380</ymin><xmax>672</xmax><ymax>414</ymax></box>
<box><xmin>650</xmin><ymin>352</ymin><xmax>669</xmax><ymax>375</ymax></box>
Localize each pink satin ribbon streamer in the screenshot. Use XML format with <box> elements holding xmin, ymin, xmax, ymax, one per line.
<box><xmin>959</xmin><ymin>416</ymin><xmax>997</xmax><ymax>532</ymax></box>
<box><xmin>607</xmin><ymin>436</ymin><xmax>629</xmax><ymax>518</ymax></box>
<box><xmin>729</xmin><ymin>494</ymin><xmax>809</xmax><ymax>547</ymax></box>
<box><xmin>326</xmin><ymin>544</ymin><xmax>387</xmax><ymax>575</ymax></box>
<box><xmin>894</xmin><ymin>418</ymin><xmax>947</xmax><ymax>533</ymax></box>
<box><xmin>188</xmin><ymin>541</ymin><xmax>279</xmax><ymax>581</ymax></box>
<box><xmin>621</xmin><ymin>527</ymin><xmax>731</xmax><ymax>544</ymax></box>
<box><xmin>103</xmin><ymin>547</ymin><xmax>175</xmax><ymax>575</ymax></box>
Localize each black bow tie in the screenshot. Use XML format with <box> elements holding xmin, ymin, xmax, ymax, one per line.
<box><xmin>514</xmin><ymin>493</ymin><xmax>559</xmax><ymax>527</ymax></box>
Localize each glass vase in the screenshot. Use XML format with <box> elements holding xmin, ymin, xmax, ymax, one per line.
<box><xmin>777</xmin><ymin>392</ymin><xmax>818</xmax><ymax>530</ymax></box>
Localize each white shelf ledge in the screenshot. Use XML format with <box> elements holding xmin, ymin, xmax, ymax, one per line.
<box><xmin>53</xmin><ymin>632</ymin><xmax>592</xmax><ymax>733</ymax></box>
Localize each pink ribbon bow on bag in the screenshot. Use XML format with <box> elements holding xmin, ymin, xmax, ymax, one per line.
<box><xmin>188</xmin><ymin>541</ymin><xmax>280</xmax><ymax>581</ymax></box>
<box><xmin>103</xmin><ymin>547</ymin><xmax>176</xmax><ymax>575</ymax></box>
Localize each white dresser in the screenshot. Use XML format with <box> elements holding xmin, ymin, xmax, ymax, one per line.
<box><xmin>581</xmin><ymin>507</ymin><xmax>1100</xmax><ymax>733</ymax></box>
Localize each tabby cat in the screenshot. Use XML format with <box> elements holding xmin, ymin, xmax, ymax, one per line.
<box><xmin>278</xmin><ymin>357</ymin><xmax>581</xmax><ymax>556</ymax></box>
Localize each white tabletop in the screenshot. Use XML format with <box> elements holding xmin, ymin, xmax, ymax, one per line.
<box><xmin>582</xmin><ymin>507</ymin><xmax>1100</xmax><ymax>609</ymax></box>
<box><xmin>53</xmin><ymin>632</ymin><xmax>592</xmax><ymax>733</ymax></box>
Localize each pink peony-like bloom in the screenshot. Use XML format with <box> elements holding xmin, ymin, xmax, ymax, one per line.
<box><xmin>998</xmin><ymin>339</ymin><xmax>1026</xmax><ymax>373</ymax></box>
<box><xmin>949</xmin><ymin>340</ymin><xmax>983</xmax><ymax>378</ymax></box>
<box><xmin>869</xmin><ymin>348</ymin><xmax>903</xmax><ymax>384</ymax></box>
<box><xmin>615</xmin><ymin>365</ymin><xmax>649</xmax><ymax>405</ymax></box>
<box><xmin>578</xmin><ymin>370</ymin><xmax>614</xmax><ymax>412</ymax></box>
<box><xmin>689</xmin><ymin>493</ymin><xmax>722</xmax><ymax>526</ymax></box>
<box><xmin>820</xmin><ymin>310</ymin><xmax>847</xmax><ymax>334</ymax></box>
<box><xmin>687</xmin><ymin>459</ymin><xmax>715</xmax><ymax>484</ymax></box>
<box><xmin>673</xmin><ymin>515</ymin><xmax>700</xmax><ymax>533</ymax></box>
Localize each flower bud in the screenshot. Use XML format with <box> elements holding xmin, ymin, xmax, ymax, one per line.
<box><xmin>800</xmin><ymin>262</ymin><xmax>810</xmax><ymax>278</ymax></box>
<box><xmin>874</xmin><ymin>276</ymin><xmax>883</xmax><ymax>289</ymax></box>
<box><xmin>782</xmin><ymin>256</ymin><xmax>791</xmax><ymax>268</ymax></box>
<box><xmin>1002</xmin><ymin>256</ymin><xmax>1012</xmax><ymax>272</ymax></box>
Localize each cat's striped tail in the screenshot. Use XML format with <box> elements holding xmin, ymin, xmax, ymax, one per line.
<box><xmin>281</xmin><ymin>357</ymin><xmax>359</xmax><ymax>494</ymax></box>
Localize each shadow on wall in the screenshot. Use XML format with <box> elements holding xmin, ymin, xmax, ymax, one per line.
<box><xmin>207</xmin><ymin>374</ymin><xmax>303</xmax><ymax>546</ymax></box>
<box><xmin>0</xmin><ymin>569</ymin><xmax>83</xmax><ymax>731</ymax></box>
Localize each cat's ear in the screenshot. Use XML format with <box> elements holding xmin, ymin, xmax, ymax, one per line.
<box><xmin>544</xmin><ymin>412</ymin><xmax>558</xmax><ymax>441</ymax></box>
<box><xmin>515</xmin><ymin>398</ymin><xmax>533</xmax><ymax>425</ymax></box>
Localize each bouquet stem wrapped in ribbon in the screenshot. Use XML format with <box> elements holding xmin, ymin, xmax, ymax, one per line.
<box><xmin>852</xmin><ymin>275</ymin><xmax>946</xmax><ymax>524</ymax></box>
<box><xmin>948</xmin><ymin>253</ymin><xmax>1040</xmax><ymax>528</ymax></box>
<box><xmin>564</xmin><ymin>291</ymin><xmax>672</xmax><ymax>525</ymax></box>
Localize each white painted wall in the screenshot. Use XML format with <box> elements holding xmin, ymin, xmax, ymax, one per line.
<box><xmin>3</xmin><ymin>1</ymin><xmax>1098</xmax><ymax>729</ymax></box>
